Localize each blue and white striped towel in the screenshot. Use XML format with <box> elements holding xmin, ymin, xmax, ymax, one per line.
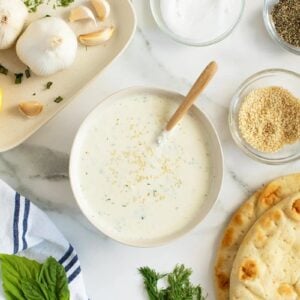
<box><xmin>0</xmin><ymin>179</ymin><xmax>87</xmax><ymax>299</ymax></box>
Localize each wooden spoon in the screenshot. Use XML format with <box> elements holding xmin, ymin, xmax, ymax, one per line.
<box><xmin>165</xmin><ymin>61</ymin><xmax>218</xmax><ymax>132</ymax></box>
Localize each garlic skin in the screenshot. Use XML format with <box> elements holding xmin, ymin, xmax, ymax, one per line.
<box><xmin>0</xmin><ymin>0</ymin><xmax>28</xmax><ymax>50</ymax></box>
<box><xmin>16</xmin><ymin>17</ymin><xmax>78</xmax><ymax>77</ymax></box>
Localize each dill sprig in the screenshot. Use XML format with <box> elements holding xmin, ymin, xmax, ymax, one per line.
<box><xmin>139</xmin><ymin>265</ymin><xmax>206</xmax><ymax>300</ymax></box>
<box><xmin>139</xmin><ymin>267</ymin><xmax>167</xmax><ymax>300</ymax></box>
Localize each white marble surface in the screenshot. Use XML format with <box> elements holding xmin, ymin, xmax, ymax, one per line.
<box><xmin>1</xmin><ymin>0</ymin><xmax>300</xmax><ymax>299</ymax></box>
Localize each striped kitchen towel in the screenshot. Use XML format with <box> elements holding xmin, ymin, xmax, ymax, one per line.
<box><xmin>0</xmin><ymin>179</ymin><xmax>87</xmax><ymax>299</ymax></box>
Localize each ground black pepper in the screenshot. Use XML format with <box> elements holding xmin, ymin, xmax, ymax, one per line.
<box><xmin>271</xmin><ymin>0</ymin><xmax>300</xmax><ymax>47</ymax></box>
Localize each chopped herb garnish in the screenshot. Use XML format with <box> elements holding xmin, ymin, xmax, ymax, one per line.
<box><xmin>23</xmin><ymin>0</ymin><xmax>74</xmax><ymax>12</ymax></box>
<box><xmin>0</xmin><ymin>64</ymin><xmax>8</xmax><ymax>75</ymax></box>
<box><xmin>44</xmin><ymin>14</ymin><xmax>51</xmax><ymax>17</ymax></box>
<box><xmin>54</xmin><ymin>96</ymin><xmax>63</xmax><ymax>103</ymax></box>
<box><xmin>139</xmin><ymin>265</ymin><xmax>206</xmax><ymax>300</ymax></box>
<box><xmin>25</xmin><ymin>68</ymin><xmax>31</xmax><ymax>78</ymax></box>
<box><xmin>46</xmin><ymin>81</ymin><xmax>53</xmax><ymax>89</ymax></box>
<box><xmin>23</xmin><ymin>0</ymin><xmax>43</xmax><ymax>12</ymax></box>
<box><xmin>57</xmin><ymin>0</ymin><xmax>75</xmax><ymax>7</ymax></box>
<box><xmin>15</xmin><ymin>73</ymin><xmax>23</xmax><ymax>84</ymax></box>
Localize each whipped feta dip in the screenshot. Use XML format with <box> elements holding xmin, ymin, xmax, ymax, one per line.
<box><xmin>74</xmin><ymin>93</ymin><xmax>212</xmax><ymax>243</ymax></box>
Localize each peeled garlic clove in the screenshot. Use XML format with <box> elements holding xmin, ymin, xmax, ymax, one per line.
<box><xmin>91</xmin><ymin>0</ymin><xmax>110</xmax><ymax>21</ymax></box>
<box><xmin>69</xmin><ymin>6</ymin><xmax>96</xmax><ymax>24</ymax></box>
<box><xmin>79</xmin><ymin>26</ymin><xmax>115</xmax><ymax>46</ymax></box>
<box><xmin>18</xmin><ymin>101</ymin><xmax>43</xmax><ymax>117</ymax></box>
<box><xmin>0</xmin><ymin>0</ymin><xmax>28</xmax><ymax>50</ymax></box>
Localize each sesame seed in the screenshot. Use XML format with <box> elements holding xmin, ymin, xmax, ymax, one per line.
<box><xmin>238</xmin><ymin>86</ymin><xmax>300</xmax><ymax>152</ymax></box>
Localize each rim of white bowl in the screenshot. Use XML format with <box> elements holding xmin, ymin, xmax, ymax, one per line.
<box><xmin>263</xmin><ymin>0</ymin><xmax>300</xmax><ymax>56</ymax></box>
<box><xmin>150</xmin><ymin>0</ymin><xmax>245</xmax><ymax>47</ymax></box>
<box><xmin>229</xmin><ymin>68</ymin><xmax>300</xmax><ymax>165</ymax></box>
<box><xmin>70</xmin><ymin>86</ymin><xmax>224</xmax><ymax>247</ymax></box>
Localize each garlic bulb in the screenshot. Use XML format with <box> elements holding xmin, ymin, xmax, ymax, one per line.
<box><xmin>0</xmin><ymin>0</ymin><xmax>28</xmax><ymax>50</ymax></box>
<box><xmin>16</xmin><ymin>17</ymin><xmax>78</xmax><ymax>77</ymax></box>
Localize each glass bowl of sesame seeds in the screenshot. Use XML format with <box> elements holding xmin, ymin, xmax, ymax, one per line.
<box><xmin>263</xmin><ymin>0</ymin><xmax>300</xmax><ymax>55</ymax></box>
<box><xmin>229</xmin><ymin>69</ymin><xmax>300</xmax><ymax>164</ymax></box>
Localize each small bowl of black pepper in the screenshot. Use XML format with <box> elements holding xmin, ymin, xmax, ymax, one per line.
<box><xmin>263</xmin><ymin>0</ymin><xmax>300</xmax><ymax>55</ymax></box>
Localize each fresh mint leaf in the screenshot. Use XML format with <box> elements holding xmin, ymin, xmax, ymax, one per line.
<box><xmin>0</xmin><ymin>254</ymin><xmax>42</xmax><ymax>300</ymax></box>
<box><xmin>39</xmin><ymin>257</ymin><xmax>70</xmax><ymax>300</ymax></box>
<box><xmin>0</xmin><ymin>255</ymin><xmax>70</xmax><ymax>300</ymax></box>
<box><xmin>20</xmin><ymin>279</ymin><xmax>49</xmax><ymax>300</ymax></box>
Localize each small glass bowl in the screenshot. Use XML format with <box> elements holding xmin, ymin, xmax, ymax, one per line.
<box><xmin>229</xmin><ymin>69</ymin><xmax>300</xmax><ymax>165</ymax></box>
<box><xmin>263</xmin><ymin>0</ymin><xmax>300</xmax><ymax>55</ymax></box>
<box><xmin>150</xmin><ymin>0</ymin><xmax>245</xmax><ymax>47</ymax></box>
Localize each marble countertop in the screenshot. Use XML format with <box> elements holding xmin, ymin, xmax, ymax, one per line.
<box><xmin>1</xmin><ymin>0</ymin><xmax>300</xmax><ymax>299</ymax></box>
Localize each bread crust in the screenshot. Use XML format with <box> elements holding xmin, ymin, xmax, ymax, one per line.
<box><xmin>230</xmin><ymin>193</ymin><xmax>300</xmax><ymax>300</ymax></box>
<box><xmin>214</xmin><ymin>174</ymin><xmax>300</xmax><ymax>300</ymax></box>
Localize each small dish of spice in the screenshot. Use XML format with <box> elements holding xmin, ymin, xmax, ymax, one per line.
<box><xmin>150</xmin><ymin>0</ymin><xmax>245</xmax><ymax>46</ymax></box>
<box><xmin>263</xmin><ymin>0</ymin><xmax>300</xmax><ymax>55</ymax></box>
<box><xmin>229</xmin><ymin>69</ymin><xmax>300</xmax><ymax>164</ymax></box>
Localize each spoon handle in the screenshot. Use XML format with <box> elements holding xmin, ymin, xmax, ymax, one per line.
<box><xmin>165</xmin><ymin>61</ymin><xmax>218</xmax><ymax>132</ymax></box>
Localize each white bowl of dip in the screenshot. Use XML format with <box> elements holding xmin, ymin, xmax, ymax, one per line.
<box><xmin>70</xmin><ymin>87</ymin><xmax>223</xmax><ymax>247</ymax></box>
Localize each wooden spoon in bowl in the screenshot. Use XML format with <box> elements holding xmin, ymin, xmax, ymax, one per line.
<box><xmin>166</xmin><ymin>61</ymin><xmax>218</xmax><ymax>131</ymax></box>
<box><xmin>158</xmin><ymin>61</ymin><xmax>218</xmax><ymax>144</ymax></box>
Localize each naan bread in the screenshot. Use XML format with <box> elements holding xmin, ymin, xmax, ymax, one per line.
<box><xmin>230</xmin><ymin>193</ymin><xmax>300</xmax><ymax>299</ymax></box>
<box><xmin>214</xmin><ymin>173</ymin><xmax>300</xmax><ymax>300</ymax></box>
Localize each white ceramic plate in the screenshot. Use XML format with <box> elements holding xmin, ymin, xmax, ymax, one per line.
<box><xmin>69</xmin><ymin>87</ymin><xmax>224</xmax><ymax>247</ymax></box>
<box><xmin>0</xmin><ymin>0</ymin><xmax>136</xmax><ymax>152</ymax></box>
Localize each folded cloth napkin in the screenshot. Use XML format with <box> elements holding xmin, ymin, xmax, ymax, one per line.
<box><xmin>0</xmin><ymin>179</ymin><xmax>87</xmax><ymax>300</ymax></box>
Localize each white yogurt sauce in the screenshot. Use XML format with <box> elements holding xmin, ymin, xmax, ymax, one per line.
<box><xmin>160</xmin><ymin>0</ymin><xmax>238</xmax><ymax>41</ymax></box>
<box><xmin>76</xmin><ymin>93</ymin><xmax>212</xmax><ymax>243</ymax></box>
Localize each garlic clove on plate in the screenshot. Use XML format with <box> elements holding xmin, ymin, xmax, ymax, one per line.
<box><xmin>69</xmin><ymin>6</ymin><xmax>96</xmax><ymax>24</ymax></box>
<box><xmin>18</xmin><ymin>101</ymin><xmax>43</xmax><ymax>117</ymax></box>
<box><xmin>0</xmin><ymin>0</ymin><xmax>28</xmax><ymax>50</ymax></box>
<box><xmin>16</xmin><ymin>17</ymin><xmax>78</xmax><ymax>77</ymax></box>
<box><xmin>91</xmin><ymin>0</ymin><xmax>110</xmax><ymax>21</ymax></box>
<box><xmin>79</xmin><ymin>26</ymin><xmax>115</xmax><ymax>46</ymax></box>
